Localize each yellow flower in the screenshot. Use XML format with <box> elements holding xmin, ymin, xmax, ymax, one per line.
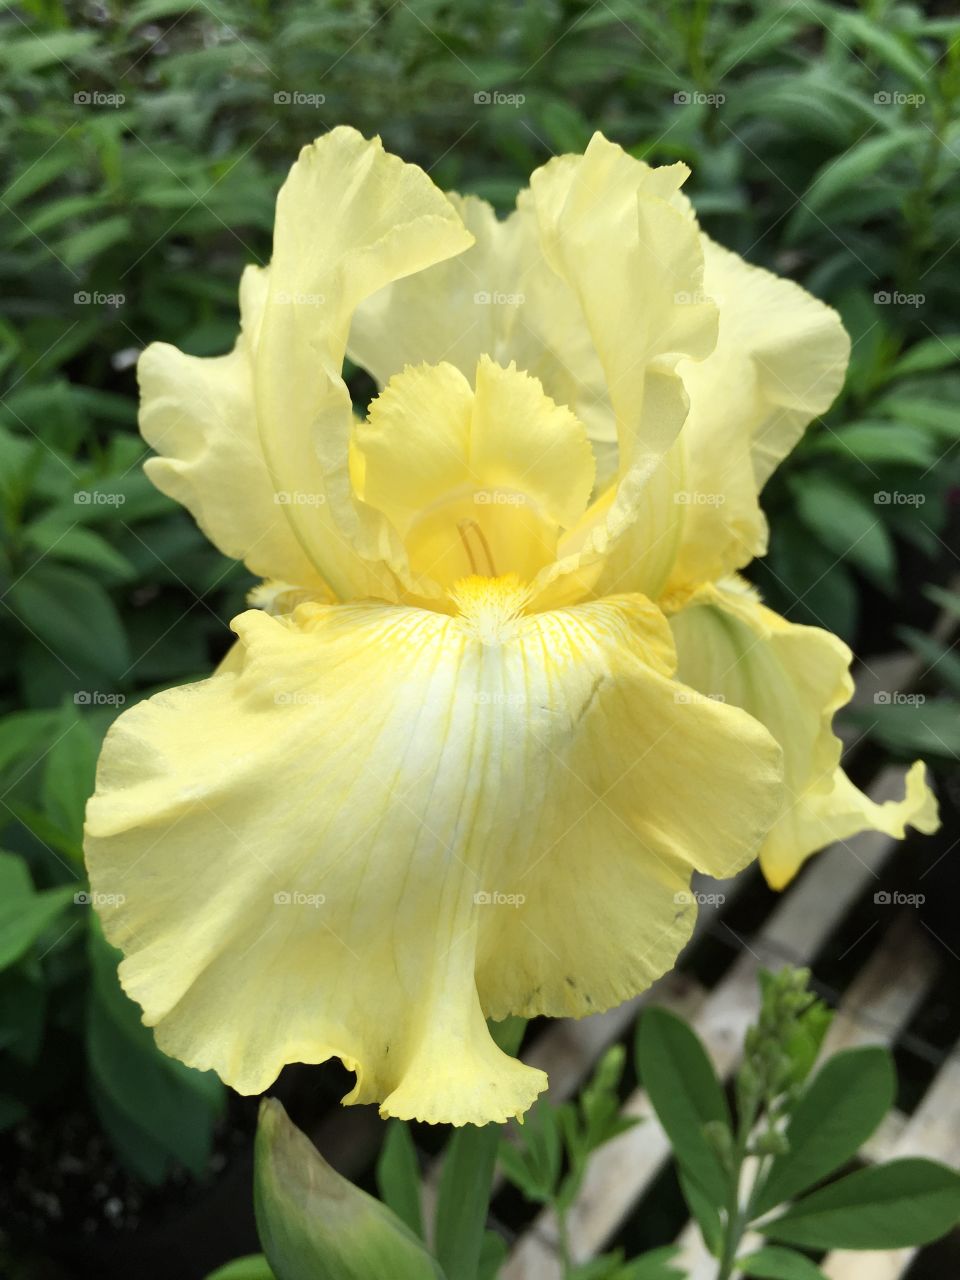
<box><xmin>84</xmin><ymin>128</ymin><xmax>936</xmax><ymax>1126</ymax></box>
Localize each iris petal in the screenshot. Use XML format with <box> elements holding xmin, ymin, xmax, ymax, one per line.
<box><xmin>669</xmin><ymin>580</ymin><xmax>939</xmax><ymax>889</ymax></box>
<box><xmin>86</xmin><ymin>590</ymin><xmax>781</xmax><ymax>1122</ymax></box>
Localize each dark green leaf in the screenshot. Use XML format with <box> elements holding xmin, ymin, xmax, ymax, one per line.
<box><xmin>376</xmin><ymin>1121</ymin><xmax>425</xmax><ymax>1239</ymax></box>
<box><xmin>636</xmin><ymin>1007</ymin><xmax>731</xmax><ymax>1204</ymax></box>
<box><xmin>763</xmin><ymin>1158</ymin><xmax>960</xmax><ymax>1248</ymax></box>
<box><xmin>737</xmin><ymin>1245</ymin><xmax>826</xmax><ymax>1279</ymax></box>
<box><xmin>754</xmin><ymin>1047</ymin><xmax>894</xmax><ymax>1215</ymax></box>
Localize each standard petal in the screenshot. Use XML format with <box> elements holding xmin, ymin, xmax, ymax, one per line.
<box><xmin>140</xmin><ymin>128</ymin><xmax>473</xmax><ymax>602</ymax></box>
<box><xmin>85</xmin><ymin>587</ymin><xmax>781</xmax><ymax>1124</ymax></box>
<box><xmin>524</xmin><ymin>134</ymin><xmax>720</xmax><ymax>605</ymax></box>
<box><xmin>594</xmin><ymin>236</ymin><xmax>850</xmax><ymax>599</ymax></box>
<box><xmin>139</xmin><ymin>267</ymin><xmax>324</xmax><ymax>590</ymax></box>
<box><xmin>348</xmin><ymin>192</ymin><xmax>613</xmax><ymax>446</ymax></box>
<box><xmin>669</xmin><ymin>581</ymin><xmax>939</xmax><ymax>889</ymax></box>
<box><xmin>258</xmin><ymin>127</ymin><xmax>474</xmax><ymax>600</ymax></box>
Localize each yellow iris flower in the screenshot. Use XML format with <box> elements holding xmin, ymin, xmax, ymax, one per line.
<box><xmin>84</xmin><ymin>128</ymin><xmax>938</xmax><ymax>1126</ymax></box>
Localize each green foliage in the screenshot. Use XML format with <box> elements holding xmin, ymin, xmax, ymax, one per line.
<box><xmin>846</xmin><ymin>583</ymin><xmax>960</xmax><ymax>758</ymax></box>
<box><xmin>254</xmin><ymin>1099</ymin><xmax>445</xmax><ymax>1280</ymax></box>
<box><xmin>638</xmin><ymin>969</ymin><xmax>960</xmax><ymax>1276</ymax></box>
<box><xmin>86</xmin><ymin>921</ymin><xmax>225</xmax><ymax>1183</ymax></box>
<box><xmin>500</xmin><ymin>1045</ymin><xmax>642</xmax><ymax>1270</ymax></box>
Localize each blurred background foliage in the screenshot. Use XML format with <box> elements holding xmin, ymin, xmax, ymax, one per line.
<box><xmin>1</xmin><ymin>0</ymin><xmax>959</xmax><ymax>1265</ymax></box>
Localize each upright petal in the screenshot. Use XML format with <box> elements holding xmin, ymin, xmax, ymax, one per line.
<box><xmin>525</xmin><ymin>134</ymin><xmax>719</xmax><ymax>604</ymax></box>
<box><xmin>140</xmin><ymin>128</ymin><xmax>473</xmax><ymax>602</ymax></box>
<box><xmin>139</xmin><ymin>266</ymin><xmax>324</xmax><ymax>591</ymax></box>
<box><xmin>595</xmin><ymin>235</ymin><xmax>850</xmax><ymax>599</ymax></box>
<box><xmin>259</xmin><ymin>127</ymin><xmax>474</xmax><ymax>600</ymax></box>
<box><xmin>669</xmin><ymin>580</ymin><xmax>939</xmax><ymax>889</ymax></box>
<box><xmin>86</xmin><ymin>587</ymin><xmax>781</xmax><ymax>1123</ymax></box>
<box><xmin>348</xmin><ymin>193</ymin><xmax>613</xmax><ymax>445</ymax></box>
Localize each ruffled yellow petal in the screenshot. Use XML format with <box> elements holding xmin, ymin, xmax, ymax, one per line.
<box><xmin>352</xmin><ymin>357</ymin><xmax>594</xmax><ymax>592</ymax></box>
<box><xmin>85</xmin><ymin>587</ymin><xmax>781</xmax><ymax>1124</ymax></box>
<box><xmin>140</xmin><ymin>128</ymin><xmax>473</xmax><ymax>602</ymax></box>
<box><xmin>259</xmin><ymin>127</ymin><xmax>474</xmax><ymax>601</ymax></box>
<box><xmin>139</xmin><ymin>267</ymin><xmax>324</xmax><ymax>591</ymax></box>
<box><xmin>594</xmin><ymin>236</ymin><xmax>850</xmax><ymax>599</ymax></box>
<box><xmin>668</xmin><ymin>580</ymin><xmax>939</xmax><ymax>889</ymax></box>
<box><xmin>348</xmin><ymin>193</ymin><xmax>613</xmax><ymax>446</ymax></box>
<box><xmin>524</xmin><ymin>134</ymin><xmax>719</xmax><ymax>605</ymax></box>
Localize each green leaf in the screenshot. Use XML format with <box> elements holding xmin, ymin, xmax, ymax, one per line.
<box><xmin>808</xmin><ymin>421</ymin><xmax>935</xmax><ymax>467</ymax></box>
<box><xmin>500</xmin><ymin>1099</ymin><xmax>564</xmax><ymax>1204</ymax></box>
<box><xmin>900</xmin><ymin>627</ymin><xmax>960</xmax><ymax>696</ymax></box>
<box><xmin>788</xmin><ymin>132</ymin><xmax>914</xmax><ymax>238</ymax></box>
<box><xmin>7</xmin><ymin>563</ymin><xmax>130</xmax><ymax>680</ymax></box>
<box><xmin>204</xmin><ymin>1257</ymin><xmax>276</xmax><ymax>1280</ymax></box>
<box><xmin>0</xmin><ymin>711</ymin><xmax>59</xmax><ymax>778</ymax></box>
<box><xmin>679</xmin><ymin>1166</ymin><xmax>723</xmax><ymax>1256</ymax></box>
<box><xmin>636</xmin><ymin>1007</ymin><xmax>731</xmax><ymax>1204</ymax></box>
<box><xmin>847</xmin><ymin>699</ymin><xmax>960</xmax><ymax>757</ymax></box>
<box><xmin>41</xmin><ymin>704</ymin><xmax>101</xmax><ymax>849</ymax></box>
<box><xmin>376</xmin><ymin>1121</ymin><xmax>425</xmax><ymax>1239</ymax></box>
<box><xmin>737</xmin><ymin>1245</ymin><xmax>826</xmax><ymax>1279</ymax></box>
<box><xmin>86</xmin><ymin>924</ymin><xmax>225</xmax><ymax>1183</ymax></box>
<box><xmin>24</xmin><ymin>519</ymin><xmax>136</xmax><ymax>579</ymax></box>
<box><xmin>0</xmin><ymin>963</ymin><xmax>47</xmax><ymax>1063</ymax></box>
<box><xmin>791</xmin><ymin>474</ymin><xmax>895</xmax><ymax>591</ymax></box>
<box><xmin>889</xmin><ymin>335</ymin><xmax>960</xmax><ymax>378</ymax></box>
<box><xmin>756</xmin><ymin>970</ymin><xmax>833</xmax><ymax>1092</ymax></box>
<box><xmin>925</xmin><ymin>585</ymin><xmax>960</xmax><ymax>618</ymax></box>
<box><xmin>831</xmin><ymin>12</ymin><xmax>930</xmax><ymax>89</ymax></box>
<box><xmin>60</xmin><ymin>215</ymin><xmax>133</xmax><ymax>268</ymax></box>
<box><xmin>763</xmin><ymin>1158</ymin><xmax>960</xmax><ymax>1248</ymax></box>
<box><xmin>477</xmin><ymin>1231</ymin><xmax>508</xmax><ymax>1280</ymax></box>
<box><xmin>753</xmin><ymin>1047</ymin><xmax>894</xmax><ymax>1215</ymax></box>
<box><xmin>435</xmin><ymin>1124</ymin><xmax>499</xmax><ymax>1280</ymax></box>
<box><xmin>255</xmin><ymin>1099</ymin><xmax>445</xmax><ymax>1280</ymax></box>
<box><xmin>0</xmin><ymin>851</ymin><xmax>74</xmax><ymax>971</ymax></box>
